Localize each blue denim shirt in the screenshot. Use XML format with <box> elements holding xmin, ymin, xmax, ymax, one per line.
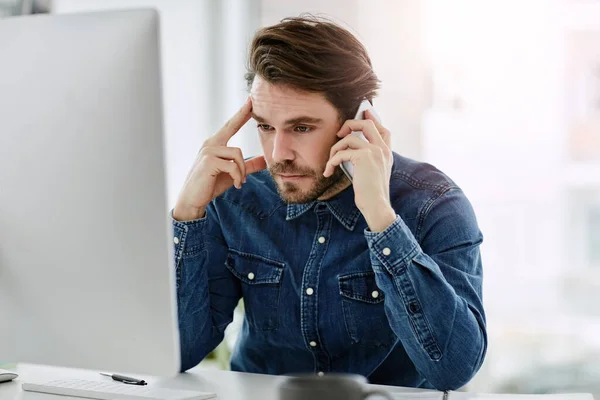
<box><xmin>172</xmin><ymin>152</ymin><xmax>487</xmax><ymax>390</ymax></box>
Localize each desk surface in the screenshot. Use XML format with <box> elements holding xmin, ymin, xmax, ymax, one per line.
<box><xmin>0</xmin><ymin>363</ymin><xmax>440</xmax><ymax>400</ymax></box>
<box><xmin>0</xmin><ymin>364</ymin><xmax>594</xmax><ymax>400</ymax></box>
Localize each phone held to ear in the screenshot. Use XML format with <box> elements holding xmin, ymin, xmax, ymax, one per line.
<box><xmin>339</xmin><ymin>99</ymin><xmax>382</xmax><ymax>181</ymax></box>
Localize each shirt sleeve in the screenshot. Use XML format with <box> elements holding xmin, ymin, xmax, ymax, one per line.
<box><xmin>172</xmin><ymin>202</ymin><xmax>241</xmax><ymax>372</ymax></box>
<box><xmin>364</xmin><ymin>187</ymin><xmax>487</xmax><ymax>391</ymax></box>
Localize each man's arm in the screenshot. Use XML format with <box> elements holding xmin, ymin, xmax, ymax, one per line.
<box><xmin>172</xmin><ymin>202</ymin><xmax>241</xmax><ymax>372</ymax></box>
<box><xmin>364</xmin><ymin>188</ymin><xmax>487</xmax><ymax>391</ymax></box>
<box><xmin>170</xmin><ymin>98</ymin><xmax>266</xmax><ymax>372</ymax></box>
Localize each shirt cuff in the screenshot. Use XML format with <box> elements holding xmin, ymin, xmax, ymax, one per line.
<box><xmin>364</xmin><ymin>215</ymin><xmax>421</xmax><ymax>275</ymax></box>
<box><xmin>170</xmin><ymin>210</ymin><xmax>207</xmax><ymax>263</ymax></box>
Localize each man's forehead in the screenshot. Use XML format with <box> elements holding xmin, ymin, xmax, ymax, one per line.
<box><xmin>252</xmin><ymin>82</ymin><xmax>321</xmax><ymax>108</ymax></box>
<box><xmin>250</xmin><ymin>77</ymin><xmax>332</xmax><ymax>115</ymax></box>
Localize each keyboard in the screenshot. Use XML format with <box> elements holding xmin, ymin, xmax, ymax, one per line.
<box><xmin>22</xmin><ymin>379</ymin><xmax>216</xmax><ymax>400</ymax></box>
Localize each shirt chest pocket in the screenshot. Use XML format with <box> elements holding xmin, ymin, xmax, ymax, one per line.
<box><xmin>225</xmin><ymin>249</ymin><xmax>285</xmax><ymax>331</ymax></box>
<box><xmin>339</xmin><ymin>271</ymin><xmax>396</xmax><ymax>348</ymax></box>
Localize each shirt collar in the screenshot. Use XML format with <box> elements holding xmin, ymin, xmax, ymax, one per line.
<box><xmin>285</xmin><ymin>185</ymin><xmax>362</xmax><ymax>231</ymax></box>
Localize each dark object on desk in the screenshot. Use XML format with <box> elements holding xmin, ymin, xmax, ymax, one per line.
<box><xmin>99</xmin><ymin>372</ymin><xmax>147</xmax><ymax>386</ymax></box>
<box><xmin>278</xmin><ymin>373</ymin><xmax>393</xmax><ymax>400</ymax></box>
<box><xmin>0</xmin><ymin>368</ymin><xmax>18</xmax><ymax>383</ymax></box>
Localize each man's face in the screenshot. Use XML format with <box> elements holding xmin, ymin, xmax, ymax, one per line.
<box><xmin>250</xmin><ymin>76</ymin><xmax>347</xmax><ymax>204</ymax></box>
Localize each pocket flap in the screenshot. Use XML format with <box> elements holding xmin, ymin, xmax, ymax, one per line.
<box><xmin>225</xmin><ymin>248</ymin><xmax>284</xmax><ymax>285</ymax></box>
<box><xmin>339</xmin><ymin>271</ymin><xmax>384</xmax><ymax>304</ymax></box>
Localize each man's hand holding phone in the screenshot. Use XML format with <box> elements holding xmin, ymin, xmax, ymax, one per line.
<box><xmin>173</xmin><ymin>98</ymin><xmax>266</xmax><ymax>222</ymax></box>
<box><xmin>323</xmin><ymin>106</ymin><xmax>396</xmax><ymax>232</ymax></box>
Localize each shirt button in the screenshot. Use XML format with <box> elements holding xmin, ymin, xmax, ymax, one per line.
<box><xmin>371</xmin><ymin>290</ymin><xmax>379</xmax><ymax>299</ymax></box>
<box><xmin>306</xmin><ymin>288</ymin><xmax>314</xmax><ymax>296</ymax></box>
<box><xmin>317</xmin><ymin>371</ymin><xmax>324</xmax><ymax>377</ymax></box>
<box><xmin>408</xmin><ymin>302</ymin><xmax>419</xmax><ymax>314</ymax></box>
<box><xmin>382</xmin><ymin>247</ymin><xmax>391</xmax><ymax>256</ymax></box>
<box><xmin>318</xmin><ymin>236</ymin><xmax>326</xmax><ymax>244</ymax></box>
<box><xmin>173</xmin><ymin>237</ymin><xmax>180</xmax><ymax>245</ymax></box>
<box><xmin>247</xmin><ymin>272</ymin><xmax>255</xmax><ymax>280</ymax></box>
<box><xmin>309</xmin><ymin>341</ymin><xmax>317</xmax><ymax>347</ymax></box>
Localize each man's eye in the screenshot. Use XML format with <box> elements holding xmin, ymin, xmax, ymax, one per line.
<box><xmin>257</xmin><ymin>124</ymin><xmax>273</xmax><ymax>132</ymax></box>
<box><xmin>295</xmin><ymin>126</ymin><xmax>312</xmax><ymax>133</ymax></box>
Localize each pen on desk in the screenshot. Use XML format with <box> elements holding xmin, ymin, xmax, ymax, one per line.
<box><xmin>100</xmin><ymin>372</ymin><xmax>147</xmax><ymax>385</ymax></box>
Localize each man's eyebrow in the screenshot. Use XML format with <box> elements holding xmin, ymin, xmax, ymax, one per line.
<box><xmin>251</xmin><ymin>112</ymin><xmax>323</xmax><ymax>125</ymax></box>
<box><xmin>285</xmin><ymin>116</ymin><xmax>324</xmax><ymax>125</ymax></box>
<box><xmin>250</xmin><ymin>112</ymin><xmax>265</xmax><ymax>122</ymax></box>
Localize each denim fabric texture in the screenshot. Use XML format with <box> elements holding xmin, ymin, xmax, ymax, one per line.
<box><xmin>173</xmin><ymin>152</ymin><xmax>487</xmax><ymax>390</ymax></box>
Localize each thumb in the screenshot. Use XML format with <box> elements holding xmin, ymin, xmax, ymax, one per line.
<box><xmin>245</xmin><ymin>155</ymin><xmax>267</xmax><ymax>175</ymax></box>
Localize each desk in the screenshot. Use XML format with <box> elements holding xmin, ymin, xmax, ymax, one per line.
<box><xmin>0</xmin><ymin>363</ymin><xmax>440</xmax><ymax>400</ymax></box>
<box><xmin>0</xmin><ymin>364</ymin><xmax>594</xmax><ymax>400</ymax></box>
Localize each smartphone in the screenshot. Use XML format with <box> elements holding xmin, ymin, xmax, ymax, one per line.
<box><xmin>339</xmin><ymin>99</ymin><xmax>382</xmax><ymax>181</ymax></box>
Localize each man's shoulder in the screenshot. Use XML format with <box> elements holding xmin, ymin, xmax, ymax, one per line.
<box><xmin>390</xmin><ymin>152</ymin><xmax>459</xmax><ymax>195</ymax></box>
<box><xmin>389</xmin><ymin>153</ymin><xmax>477</xmax><ymax>233</ymax></box>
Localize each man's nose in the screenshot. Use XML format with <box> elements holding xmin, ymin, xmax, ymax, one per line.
<box><xmin>271</xmin><ymin>131</ymin><xmax>295</xmax><ymax>163</ymax></box>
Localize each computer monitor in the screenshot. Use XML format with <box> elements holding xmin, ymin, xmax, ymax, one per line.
<box><xmin>0</xmin><ymin>9</ymin><xmax>181</xmax><ymax>376</ymax></box>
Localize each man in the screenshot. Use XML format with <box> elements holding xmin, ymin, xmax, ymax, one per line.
<box><xmin>172</xmin><ymin>17</ymin><xmax>486</xmax><ymax>390</ymax></box>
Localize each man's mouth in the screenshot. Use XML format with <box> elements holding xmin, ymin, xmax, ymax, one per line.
<box><xmin>278</xmin><ymin>173</ymin><xmax>310</xmax><ymax>181</ymax></box>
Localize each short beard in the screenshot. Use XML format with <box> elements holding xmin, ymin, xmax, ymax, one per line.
<box><xmin>268</xmin><ymin>160</ymin><xmax>346</xmax><ymax>204</ymax></box>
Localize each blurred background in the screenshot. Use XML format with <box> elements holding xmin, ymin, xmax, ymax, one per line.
<box><xmin>2</xmin><ymin>0</ymin><xmax>599</xmax><ymax>395</ymax></box>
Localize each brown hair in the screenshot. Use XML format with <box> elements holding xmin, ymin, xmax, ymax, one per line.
<box><xmin>245</xmin><ymin>16</ymin><xmax>380</xmax><ymax>122</ymax></box>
